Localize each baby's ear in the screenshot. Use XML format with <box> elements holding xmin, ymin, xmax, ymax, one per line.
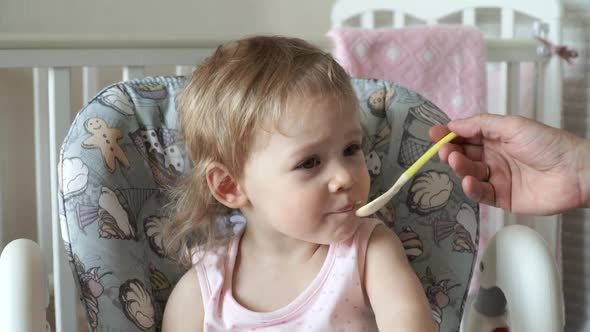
<box><xmin>206</xmin><ymin>162</ymin><xmax>248</xmax><ymax>209</ymax></box>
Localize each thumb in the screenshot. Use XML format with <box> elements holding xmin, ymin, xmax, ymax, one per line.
<box><xmin>448</xmin><ymin>114</ymin><xmax>512</xmax><ymax>141</ymax></box>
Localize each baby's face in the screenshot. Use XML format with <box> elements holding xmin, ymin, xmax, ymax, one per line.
<box><xmin>239</xmin><ymin>94</ymin><xmax>370</xmax><ymax>244</ymax></box>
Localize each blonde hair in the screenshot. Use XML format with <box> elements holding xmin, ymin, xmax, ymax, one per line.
<box><xmin>164</xmin><ymin>36</ymin><xmax>356</xmax><ymax>267</ymax></box>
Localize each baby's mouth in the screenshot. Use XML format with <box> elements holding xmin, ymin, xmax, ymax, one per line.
<box><xmin>335</xmin><ymin>205</ymin><xmax>354</xmax><ymax>213</ymax></box>
<box><xmin>334</xmin><ymin>201</ymin><xmax>362</xmax><ymax>213</ymax></box>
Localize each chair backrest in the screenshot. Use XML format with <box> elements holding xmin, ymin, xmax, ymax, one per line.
<box><xmin>58</xmin><ymin>76</ymin><xmax>478</xmax><ymax>331</ymax></box>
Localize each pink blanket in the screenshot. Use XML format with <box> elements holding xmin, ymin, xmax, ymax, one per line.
<box><xmin>327</xmin><ymin>25</ymin><xmax>486</xmax><ymax>120</ymax></box>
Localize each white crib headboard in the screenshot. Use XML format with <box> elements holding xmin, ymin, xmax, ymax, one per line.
<box><xmin>331</xmin><ymin>0</ymin><xmax>561</xmax><ymax>28</ymax></box>
<box><xmin>330</xmin><ymin>0</ymin><xmax>563</xmax><ymax>131</ymax></box>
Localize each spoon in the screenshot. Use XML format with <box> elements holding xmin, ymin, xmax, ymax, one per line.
<box><xmin>356</xmin><ymin>132</ymin><xmax>458</xmax><ymax>217</ymax></box>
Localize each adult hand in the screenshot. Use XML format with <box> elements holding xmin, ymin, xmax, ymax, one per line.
<box><xmin>429</xmin><ymin>114</ymin><xmax>590</xmax><ymax>215</ymax></box>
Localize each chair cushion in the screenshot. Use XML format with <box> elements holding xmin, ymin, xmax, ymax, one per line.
<box><xmin>58</xmin><ymin>76</ymin><xmax>478</xmax><ymax>331</ymax></box>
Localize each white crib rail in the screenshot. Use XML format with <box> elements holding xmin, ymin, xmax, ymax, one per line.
<box><xmin>0</xmin><ymin>36</ymin><xmax>217</xmax><ymax>331</ymax></box>
<box><xmin>48</xmin><ymin>67</ymin><xmax>75</xmax><ymax>332</ymax></box>
<box><xmin>331</xmin><ymin>0</ymin><xmax>561</xmax><ymax>29</ymax></box>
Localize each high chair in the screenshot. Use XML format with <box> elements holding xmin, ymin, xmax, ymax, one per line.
<box><xmin>0</xmin><ymin>76</ymin><xmax>563</xmax><ymax>331</ymax></box>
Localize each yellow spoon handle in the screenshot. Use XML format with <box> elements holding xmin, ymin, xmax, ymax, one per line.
<box><xmin>355</xmin><ymin>131</ymin><xmax>457</xmax><ymax>217</ymax></box>
<box><xmin>405</xmin><ymin>132</ymin><xmax>457</xmax><ymax>177</ymax></box>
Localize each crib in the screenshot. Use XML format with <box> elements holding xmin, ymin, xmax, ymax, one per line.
<box><xmin>0</xmin><ymin>0</ymin><xmax>567</xmax><ymax>331</ymax></box>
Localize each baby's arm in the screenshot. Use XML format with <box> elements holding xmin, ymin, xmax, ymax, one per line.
<box><xmin>364</xmin><ymin>224</ymin><xmax>436</xmax><ymax>332</ymax></box>
<box><xmin>162</xmin><ymin>268</ymin><xmax>204</xmax><ymax>332</ymax></box>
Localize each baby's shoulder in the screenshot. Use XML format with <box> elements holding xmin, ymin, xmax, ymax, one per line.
<box><xmin>162</xmin><ymin>268</ymin><xmax>203</xmax><ymax>332</ymax></box>
<box><xmin>343</xmin><ymin>217</ymin><xmax>392</xmax><ymax>253</ymax></box>
<box><xmin>365</xmin><ymin>218</ymin><xmax>404</xmax><ymax>257</ymax></box>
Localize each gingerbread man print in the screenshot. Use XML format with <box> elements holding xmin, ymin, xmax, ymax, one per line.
<box><xmin>83</xmin><ymin>118</ymin><xmax>130</xmax><ymax>173</ymax></box>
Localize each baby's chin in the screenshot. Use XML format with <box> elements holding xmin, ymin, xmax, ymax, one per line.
<box><xmin>326</xmin><ymin>217</ymin><xmax>363</xmax><ymax>243</ymax></box>
<box><xmin>291</xmin><ymin>216</ymin><xmax>364</xmax><ymax>245</ymax></box>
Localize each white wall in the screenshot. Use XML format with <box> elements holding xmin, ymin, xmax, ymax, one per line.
<box><xmin>0</xmin><ymin>0</ymin><xmax>333</xmax><ymax>43</ymax></box>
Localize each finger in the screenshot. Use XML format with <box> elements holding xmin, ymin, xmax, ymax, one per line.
<box><xmin>448</xmin><ymin>113</ymin><xmax>521</xmax><ymax>142</ymax></box>
<box><xmin>431</xmin><ymin>124</ymin><xmax>485</xmax><ymax>162</ymax></box>
<box><xmin>448</xmin><ymin>151</ymin><xmax>489</xmax><ymax>180</ymax></box>
<box><xmin>438</xmin><ymin>142</ymin><xmax>484</xmax><ymax>163</ymax></box>
<box><xmin>432</xmin><ymin>126</ymin><xmax>460</xmax><ymax>162</ymax></box>
<box><xmin>430</xmin><ymin>125</ymin><xmax>471</xmax><ymax>144</ymax></box>
<box><xmin>438</xmin><ymin>142</ymin><xmax>460</xmax><ymax>163</ymax></box>
<box><xmin>462</xmin><ymin>144</ymin><xmax>484</xmax><ymax>161</ymax></box>
<box><xmin>429</xmin><ymin>125</ymin><xmax>451</xmax><ymax>142</ymax></box>
<box><xmin>462</xmin><ymin>176</ymin><xmax>496</xmax><ymax>207</ymax></box>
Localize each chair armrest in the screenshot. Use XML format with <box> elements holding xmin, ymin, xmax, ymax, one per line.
<box><xmin>461</xmin><ymin>225</ymin><xmax>564</xmax><ymax>332</ymax></box>
<box><xmin>0</xmin><ymin>239</ymin><xmax>49</xmax><ymax>332</ymax></box>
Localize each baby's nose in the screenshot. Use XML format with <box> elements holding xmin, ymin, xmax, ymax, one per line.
<box><xmin>328</xmin><ymin>164</ymin><xmax>354</xmax><ymax>192</ymax></box>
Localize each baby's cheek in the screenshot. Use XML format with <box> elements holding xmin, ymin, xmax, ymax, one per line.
<box><xmin>357</xmin><ymin>165</ymin><xmax>371</xmax><ymax>196</ymax></box>
<box><xmin>288</xmin><ymin>194</ymin><xmax>315</xmax><ymax>213</ymax></box>
<box><xmin>276</xmin><ymin>199</ymin><xmax>318</xmax><ymax>234</ymax></box>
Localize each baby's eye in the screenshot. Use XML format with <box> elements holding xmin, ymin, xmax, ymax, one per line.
<box><xmin>344</xmin><ymin>143</ymin><xmax>361</xmax><ymax>156</ymax></box>
<box><xmin>297</xmin><ymin>157</ymin><xmax>321</xmax><ymax>170</ymax></box>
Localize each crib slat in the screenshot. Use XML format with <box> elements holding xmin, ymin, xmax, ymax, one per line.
<box><xmin>393</xmin><ymin>11</ymin><xmax>405</xmax><ymax>28</ymax></box>
<box><xmin>499</xmin><ymin>8</ymin><xmax>515</xmax><ymax>117</ymax></box>
<box><xmin>543</xmin><ymin>53</ymin><xmax>563</xmax><ymax>129</ymax></box>
<box><xmin>361</xmin><ymin>11</ymin><xmax>375</xmax><ymax>28</ymax></box>
<box><xmin>506</xmin><ymin>63</ymin><xmax>521</xmax><ymax>116</ymax></box>
<box><xmin>175</xmin><ymin>65</ymin><xmax>194</xmax><ymax>76</ymax></box>
<box><xmin>536</xmin><ymin>21</ymin><xmax>563</xmax><ymax>130</ymax></box>
<box><xmin>33</xmin><ymin>67</ymin><xmax>53</xmax><ymax>277</ymax></box>
<box><xmin>532</xmin><ymin>21</ymin><xmax>562</xmax><ymax>259</ymax></box>
<box><xmin>48</xmin><ymin>67</ymin><xmax>78</xmax><ymax>332</ymax></box>
<box><xmin>462</xmin><ymin>8</ymin><xmax>476</xmax><ymax>25</ymax></box>
<box><xmin>122</xmin><ymin>65</ymin><xmax>145</xmax><ymax>81</ymax></box>
<box><xmin>533</xmin><ymin>21</ymin><xmax>547</xmax><ymax>121</ymax></box>
<box><xmin>482</xmin><ymin>5</ymin><xmax>548</xmax><ymax>267</ymax></box>
<box><xmin>534</xmin><ymin>59</ymin><xmax>546</xmax><ymax>123</ymax></box>
<box><xmin>82</xmin><ymin>66</ymin><xmax>99</xmax><ymax>103</ymax></box>
<box><xmin>492</xmin><ymin>8</ymin><xmax>517</xmax><ymax>228</ymax></box>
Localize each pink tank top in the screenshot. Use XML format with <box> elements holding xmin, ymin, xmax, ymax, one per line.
<box><xmin>193</xmin><ymin>218</ymin><xmax>382</xmax><ymax>331</ymax></box>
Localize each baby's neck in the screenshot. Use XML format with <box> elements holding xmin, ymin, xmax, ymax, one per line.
<box><xmin>231</xmin><ymin>223</ymin><xmax>330</xmax><ymax>313</ymax></box>
<box><xmin>239</xmin><ymin>223</ymin><xmax>325</xmax><ymax>264</ymax></box>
